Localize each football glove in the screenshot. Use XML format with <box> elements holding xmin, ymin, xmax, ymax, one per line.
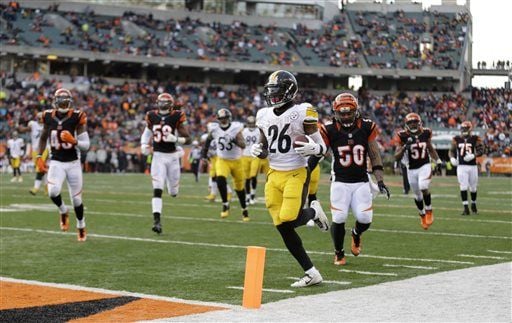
<box><xmin>36</xmin><ymin>156</ymin><xmax>48</xmax><ymax>173</ymax></box>
<box><xmin>163</xmin><ymin>132</ymin><xmax>178</xmax><ymax>143</ymax></box>
<box><xmin>294</xmin><ymin>135</ymin><xmax>321</xmax><ymax>157</ymax></box>
<box><xmin>141</xmin><ymin>144</ymin><xmax>151</xmax><ymax>155</ymax></box>
<box><xmin>60</xmin><ymin>130</ymin><xmax>77</xmax><ymax>145</ymax></box>
<box><xmin>450</xmin><ymin>157</ymin><xmax>458</xmax><ymax>166</ymax></box>
<box><xmin>251</xmin><ymin>143</ymin><xmax>263</xmax><ymax>158</ymax></box>
<box><xmin>377</xmin><ymin>180</ymin><xmax>390</xmax><ymax>200</ymax></box>
<box><xmin>404</xmin><ymin>137</ymin><xmax>414</xmax><ymax>150</ymax></box>
<box><xmin>463</xmin><ymin>153</ymin><xmax>475</xmax><ymax>162</ymax></box>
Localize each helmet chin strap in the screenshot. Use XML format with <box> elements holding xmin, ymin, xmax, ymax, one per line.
<box><xmin>58</xmin><ymin>108</ymin><xmax>69</xmax><ymax>114</ymax></box>
<box><xmin>159</xmin><ymin>109</ymin><xmax>170</xmax><ymax>115</ymax></box>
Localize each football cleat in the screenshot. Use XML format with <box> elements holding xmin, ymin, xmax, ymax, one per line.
<box><xmin>221</xmin><ymin>204</ymin><xmax>230</xmax><ymax>218</ymax></box>
<box><xmin>29</xmin><ymin>188</ymin><xmax>38</xmax><ymax>196</ymax></box>
<box><xmin>425</xmin><ymin>209</ymin><xmax>434</xmax><ymax>226</ymax></box>
<box><xmin>10</xmin><ymin>177</ymin><xmax>17</xmax><ymax>183</ymax></box>
<box><xmin>242</xmin><ymin>209</ymin><xmax>250</xmax><ymax>222</ymax></box>
<box><xmin>419</xmin><ymin>213</ymin><xmax>429</xmax><ymax>230</ymax></box>
<box><xmin>334</xmin><ymin>251</ymin><xmax>346</xmax><ymax>266</ymax></box>
<box><xmin>17</xmin><ymin>177</ymin><xmax>23</xmax><ymax>183</ymax></box>
<box><xmin>311</xmin><ymin>200</ymin><xmax>329</xmax><ymax>232</ymax></box>
<box><xmin>152</xmin><ymin>223</ymin><xmax>162</xmax><ymax>234</ymax></box>
<box><xmin>471</xmin><ymin>203</ymin><xmax>478</xmax><ymax>214</ymax></box>
<box><xmin>461</xmin><ymin>205</ymin><xmax>470</xmax><ymax>216</ymax></box>
<box><xmin>205</xmin><ymin>194</ymin><xmax>216</xmax><ymax>202</ymax></box>
<box><xmin>60</xmin><ymin>213</ymin><xmax>69</xmax><ymax>231</ymax></box>
<box><xmin>291</xmin><ymin>271</ymin><xmax>323</xmax><ymax>288</ymax></box>
<box><xmin>77</xmin><ymin>228</ymin><xmax>87</xmax><ymax>242</ymax></box>
<box><xmin>351</xmin><ymin>230</ymin><xmax>362</xmax><ymax>256</ymax></box>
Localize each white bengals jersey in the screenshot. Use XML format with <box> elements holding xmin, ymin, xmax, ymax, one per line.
<box><xmin>28</xmin><ymin>120</ymin><xmax>43</xmax><ymax>149</ymax></box>
<box><xmin>256</xmin><ymin>103</ymin><xmax>318</xmax><ymax>171</ymax></box>
<box><xmin>242</xmin><ymin>127</ymin><xmax>260</xmax><ymax>157</ymax></box>
<box><xmin>210</xmin><ymin>121</ymin><xmax>244</xmax><ymax>160</ymax></box>
<box><xmin>7</xmin><ymin>138</ymin><xmax>25</xmax><ymax>158</ymax></box>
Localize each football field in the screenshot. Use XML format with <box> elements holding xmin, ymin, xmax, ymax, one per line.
<box><xmin>1</xmin><ymin>172</ymin><xmax>511</xmax><ymax>306</ymax></box>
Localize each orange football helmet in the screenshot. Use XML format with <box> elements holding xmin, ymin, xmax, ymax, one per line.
<box><xmin>461</xmin><ymin>121</ymin><xmax>472</xmax><ymax>137</ymax></box>
<box><xmin>156</xmin><ymin>93</ymin><xmax>174</xmax><ymax>113</ymax></box>
<box><xmin>53</xmin><ymin>88</ymin><xmax>73</xmax><ymax>113</ymax></box>
<box><xmin>404</xmin><ymin>113</ymin><xmax>422</xmax><ymax>134</ymax></box>
<box><xmin>332</xmin><ymin>93</ymin><xmax>359</xmax><ymax>128</ymax></box>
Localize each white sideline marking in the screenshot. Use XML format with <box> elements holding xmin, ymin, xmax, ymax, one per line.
<box><xmin>371</xmin><ymin>228</ymin><xmax>512</xmax><ymax>240</ymax></box>
<box><xmin>338</xmin><ymin>269</ymin><xmax>398</xmax><ymax>277</ymax></box>
<box><xmin>227</xmin><ymin>286</ymin><xmax>294</xmax><ymax>294</ymax></box>
<box><xmin>286</xmin><ymin>277</ymin><xmax>351</xmax><ymax>285</ymax></box>
<box><xmin>0</xmin><ymin>276</ymin><xmax>234</xmax><ymax>309</ymax></box>
<box><xmin>487</xmin><ymin>250</ymin><xmax>512</xmax><ymax>254</ymax></box>
<box><xmin>383</xmin><ymin>264</ymin><xmax>437</xmax><ymax>270</ymax></box>
<box><xmin>0</xmin><ymin>226</ymin><xmax>475</xmax><ymax>265</ymax></box>
<box><xmin>456</xmin><ymin>254</ymin><xmax>506</xmax><ymax>260</ymax></box>
<box><xmin>488</xmin><ymin>191</ymin><xmax>512</xmax><ymax>195</ymax></box>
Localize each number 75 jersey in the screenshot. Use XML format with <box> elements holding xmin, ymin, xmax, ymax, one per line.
<box><xmin>396</xmin><ymin>128</ymin><xmax>432</xmax><ymax>170</ymax></box>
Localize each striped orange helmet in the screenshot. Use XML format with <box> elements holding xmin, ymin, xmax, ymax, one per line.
<box><xmin>461</xmin><ymin>121</ymin><xmax>472</xmax><ymax>136</ymax></box>
<box><xmin>157</xmin><ymin>93</ymin><xmax>174</xmax><ymax>112</ymax></box>
<box><xmin>53</xmin><ymin>88</ymin><xmax>73</xmax><ymax>112</ymax></box>
<box><xmin>404</xmin><ymin>113</ymin><xmax>422</xmax><ymax>134</ymax></box>
<box><xmin>332</xmin><ymin>93</ymin><xmax>359</xmax><ymax>127</ymax></box>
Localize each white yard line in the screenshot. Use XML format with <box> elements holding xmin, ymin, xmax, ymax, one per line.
<box><xmin>383</xmin><ymin>264</ymin><xmax>437</xmax><ymax>270</ymax></box>
<box><xmin>338</xmin><ymin>269</ymin><xmax>398</xmax><ymax>277</ymax></box>
<box><xmin>0</xmin><ymin>226</ymin><xmax>475</xmax><ymax>265</ymax></box>
<box><xmin>487</xmin><ymin>249</ymin><xmax>512</xmax><ymax>254</ymax></box>
<box><xmin>457</xmin><ymin>254</ymin><xmax>506</xmax><ymax>260</ymax></box>
<box><xmin>286</xmin><ymin>277</ymin><xmax>351</xmax><ymax>285</ymax></box>
<box><xmin>226</xmin><ymin>286</ymin><xmax>294</xmax><ymax>294</ymax></box>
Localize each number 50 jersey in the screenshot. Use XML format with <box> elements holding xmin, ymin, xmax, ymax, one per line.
<box><xmin>145</xmin><ymin>110</ymin><xmax>186</xmax><ymax>153</ymax></box>
<box><xmin>256</xmin><ymin>103</ymin><xmax>317</xmax><ymax>171</ymax></box>
<box><xmin>210</xmin><ymin>121</ymin><xmax>244</xmax><ymax>160</ymax></box>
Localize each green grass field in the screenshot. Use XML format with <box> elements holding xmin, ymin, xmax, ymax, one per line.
<box><xmin>1</xmin><ymin>171</ymin><xmax>511</xmax><ymax>305</ymax></box>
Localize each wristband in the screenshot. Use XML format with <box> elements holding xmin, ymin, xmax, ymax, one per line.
<box><xmin>372</xmin><ymin>165</ymin><xmax>383</xmax><ymax>172</ymax></box>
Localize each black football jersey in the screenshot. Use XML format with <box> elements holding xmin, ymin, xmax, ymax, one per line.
<box><xmin>321</xmin><ymin>118</ymin><xmax>378</xmax><ymax>183</ymax></box>
<box><xmin>145</xmin><ymin>110</ymin><xmax>186</xmax><ymax>153</ymax></box>
<box><xmin>453</xmin><ymin>135</ymin><xmax>481</xmax><ymax>166</ymax></box>
<box><xmin>397</xmin><ymin>128</ymin><xmax>432</xmax><ymax>169</ymax></box>
<box><xmin>42</xmin><ymin>109</ymin><xmax>86</xmax><ymax>162</ymax></box>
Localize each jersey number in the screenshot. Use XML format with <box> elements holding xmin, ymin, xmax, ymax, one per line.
<box><xmin>152</xmin><ymin>125</ymin><xmax>174</xmax><ymax>143</ymax></box>
<box><xmin>337</xmin><ymin>145</ymin><xmax>365</xmax><ymax>167</ymax></box>
<box><xmin>245</xmin><ymin>135</ymin><xmax>258</xmax><ymax>146</ymax></box>
<box><xmin>50</xmin><ymin>130</ymin><xmax>73</xmax><ymax>150</ymax></box>
<box><xmin>409</xmin><ymin>142</ymin><xmax>427</xmax><ymax>160</ymax></box>
<box><xmin>218</xmin><ymin>137</ymin><xmax>234</xmax><ymax>151</ymax></box>
<box><xmin>268</xmin><ymin>124</ymin><xmax>291</xmax><ymax>154</ymax></box>
<box><xmin>458</xmin><ymin>143</ymin><xmax>472</xmax><ymax>156</ymax></box>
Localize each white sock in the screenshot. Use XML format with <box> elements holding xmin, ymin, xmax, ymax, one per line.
<box><xmin>77</xmin><ymin>219</ymin><xmax>86</xmax><ymax>229</ymax></box>
<box><xmin>58</xmin><ymin>204</ymin><xmax>68</xmax><ymax>214</ymax></box>
<box><xmin>425</xmin><ymin>205</ymin><xmax>432</xmax><ymax>211</ymax></box>
<box><xmin>211</xmin><ymin>180</ymin><xmax>218</xmax><ymax>195</ymax></box>
<box><xmin>152</xmin><ymin>198</ymin><xmax>162</xmax><ymax>214</ymax></box>
<box><xmin>250</xmin><ymin>188</ymin><xmax>256</xmax><ymax>196</ymax></box>
<box><xmin>462</xmin><ymin>201</ymin><xmax>469</xmax><ymax>205</ymax></box>
<box><xmin>34</xmin><ymin>179</ymin><xmax>42</xmax><ymax>190</ymax></box>
<box><xmin>305</xmin><ymin>266</ymin><xmax>319</xmax><ymax>275</ymax></box>
<box><xmin>227</xmin><ymin>185</ymin><xmax>232</xmax><ymax>194</ymax></box>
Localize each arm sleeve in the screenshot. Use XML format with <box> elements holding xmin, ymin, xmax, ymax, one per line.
<box><xmin>76</xmin><ymin>132</ymin><xmax>90</xmax><ymax>151</ymax></box>
<box><xmin>141</xmin><ymin>127</ymin><xmax>152</xmax><ymax>146</ymax></box>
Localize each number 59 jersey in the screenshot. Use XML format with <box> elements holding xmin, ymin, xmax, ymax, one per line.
<box><xmin>145</xmin><ymin>110</ymin><xmax>186</xmax><ymax>153</ymax></box>
<box><xmin>210</xmin><ymin>121</ymin><xmax>244</xmax><ymax>160</ymax></box>
<box><xmin>256</xmin><ymin>103</ymin><xmax>317</xmax><ymax>171</ymax></box>
<box><xmin>396</xmin><ymin>128</ymin><xmax>432</xmax><ymax>170</ymax></box>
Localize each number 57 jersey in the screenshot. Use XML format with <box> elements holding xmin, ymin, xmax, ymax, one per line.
<box><xmin>396</xmin><ymin>128</ymin><xmax>432</xmax><ymax>170</ymax></box>
<box><xmin>256</xmin><ymin>103</ymin><xmax>316</xmax><ymax>171</ymax></box>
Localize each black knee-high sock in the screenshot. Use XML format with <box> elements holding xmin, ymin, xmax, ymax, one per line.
<box><xmin>245</xmin><ymin>179</ymin><xmax>251</xmax><ymax>196</ymax></box>
<box><xmin>308</xmin><ymin>193</ymin><xmax>317</xmax><ymax>206</ymax></box>
<box><xmin>235</xmin><ymin>189</ymin><xmax>247</xmax><ymax>209</ymax></box>
<box><xmin>460</xmin><ymin>190</ymin><xmax>468</xmax><ymax>204</ymax></box>
<box><xmin>216</xmin><ymin>176</ymin><xmax>228</xmax><ymax>203</ymax></box>
<box><xmin>353</xmin><ymin>221</ymin><xmax>371</xmax><ymax>236</ymax></box>
<box><xmin>470</xmin><ymin>191</ymin><xmax>477</xmax><ymax>203</ymax></box>
<box><xmin>414</xmin><ymin>198</ymin><xmax>424</xmax><ymax>211</ymax></box>
<box><xmin>251</xmin><ymin>176</ymin><xmax>257</xmax><ymax>190</ymax></box>
<box><xmin>51</xmin><ymin>195</ymin><xmax>63</xmax><ymax>207</ymax></box>
<box><xmin>277</xmin><ymin>222</ymin><xmax>313</xmax><ymax>271</ymax></box>
<box><xmin>423</xmin><ymin>193</ymin><xmax>431</xmax><ymax>207</ymax></box>
<box><xmin>74</xmin><ymin>204</ymin><xmax>84</xmax><ymax>221</ymax></box>
<box><xmin>294</xmin><ymin>208</ymin><xmax>316</xmax><ymax>227</ymax></box>
<box><xmin>331</xmin><ymin>222</ymin><xmax>346</xmax><ymax>254</ymax></box>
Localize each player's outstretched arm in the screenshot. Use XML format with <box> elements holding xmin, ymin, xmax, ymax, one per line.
<box><xmin>233</xmin><ymin>130</ymin><xmax>246</xmax><ymax>149</ymax></box>
<box><xmin>176</xmin><ymin>122</ymin><xmax>192</xmax><ymax>145</ymax></box>
<box><xmin>251</xmin><ymin>128</ymin><xmax>268</xmax><ymax>159</ymax></box>
<box><xmin>75</xmin><ymin>123</ymin><xmax>90</xmax><ymax>151</ymax></box>
<box><xmin>140</xmin><ymin>127</ymin><xmax>153</xmax><ymax>155</ymax></box>
<box><xmin>38</xmin><ymin>125</ymin><xmax>49</xmax><ymax>156</ymax></box>
<box><xmin>200</xmin><ymin>133</ymin><xmax>213</xmax><ymax>160</ymax></box>
<box><xmin>368</xmin><ymin>140</ymin><xmax>390</xmax><ymax>199</ymax></box>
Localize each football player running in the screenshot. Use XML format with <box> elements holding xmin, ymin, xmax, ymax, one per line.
<box><xmin>242</xmin><ymin>116</ymin><xmax>261</xmax><ymax>204</ymax></box>
<box><xmin>201</xmin><ymin>109</ymin><xmax>249</xmax><ymax>221</ymax></box>
<box><xmin>140</xmin><ymin>93</ymin><xmax>191</xmax><ymax>234</ymax></box>
<box><xmin>38</xmin><ymin>88</ymin><xmax>90</xmax><ymax>241</ymax></box>
<box><xmin>319</xmin><ymin>93</ymin><xmax>390</xmax><ymax>266</ymax></box>
<box><xmin>19</xmin><ymin>112</ymin><xmax>49</xmax><ymax>194</ymax></box>
<box><xmin>395</xmin><ymin>113</ymin><xmax>442</xmax><ymax>230</ymax></box>
<box><xmin>449</xmin><ymin>121</ymin><xmax>484</xmax><ymax>215</ymax></box>
<box><xmin>201</xmin><ymin>130</ymin><xmax>233</xmax><ymax>202</ymax></box>
<box><xmin>251</xmin><ymin>70</ymin><xmax>330</xmax><ymax>288</ymax></box>
<box><xmin>7</xmin><ymin>131</ymin><xmax>25</xmax><ymax>183</ymax></box>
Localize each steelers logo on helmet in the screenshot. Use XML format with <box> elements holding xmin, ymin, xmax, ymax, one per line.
<box><xmin>461</xmin><ymin>121</ymin><xmax>472</xmax><ymax>137</ymax></box>
<box><xmin>156</xmin><ymin>93</ymin><xmax>174</xmax><ymax>114</ymax></box>
<box><xmin>332</xmin><ymin>92</ymin><xmax>359</xmax><ymax>128</ymax></box>
<box><xmin>53</xmin><ymin>88</ymin><xmax>73</xmax><ymax>113</ymax></box>
<box><xmin>404</xmin><ymin>113</ymin><xmax>422</xmax><ymax>134</ymax></box>
<box><xmin>216</xmin><ymin>108</ymin><xmax>232</xmax><ymax>128</ymax></box>
<box><xmin>247</xmin><ymin>115</ymin><xmax>256</xmax><ymax>128</ymax></box>
<box><xmin>263</xmin><ymin>70</ymin><xmax>298</xmax><ymax>109</ymax></box>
